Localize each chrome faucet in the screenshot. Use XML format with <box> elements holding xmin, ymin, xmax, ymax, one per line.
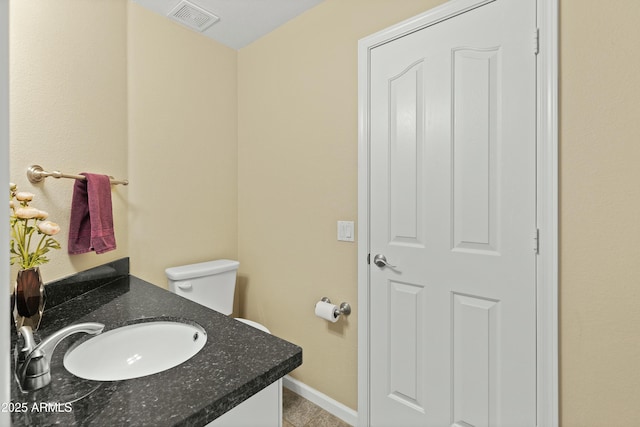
<box><xmin>16</xmin><ymin>322</ymin><xmax>105</xmax><ymax>391</ymax></box>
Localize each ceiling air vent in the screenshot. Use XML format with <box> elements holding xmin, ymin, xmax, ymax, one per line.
<box><xmin>168</xmin><ymin>0</ymin><xmax>220</xmax><ymax>32</ymax></box>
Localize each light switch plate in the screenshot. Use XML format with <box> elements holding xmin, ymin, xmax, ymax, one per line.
<box><xmin>337</xmin><ymin>221</ymin><xmax>355</xmax><ymax>242</ymax></box>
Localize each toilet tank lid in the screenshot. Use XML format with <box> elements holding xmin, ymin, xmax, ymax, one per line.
<box><xmin>165</xmin><ymin>259</ymin><xmax>240</xmax><ymax>280</ymax></box>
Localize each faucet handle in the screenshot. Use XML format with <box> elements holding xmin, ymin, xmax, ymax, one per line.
<box><xmin>18</xmin><ymin>326</ymin><xmax>37</xmax><ymax>361</ymax></box>
<box><xmin>16</xmin><ymin>322</ymin><xmax>105</xmax><ymax>391</ymax></box>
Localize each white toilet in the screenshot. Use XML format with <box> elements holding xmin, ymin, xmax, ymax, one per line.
<box><xmin>165</xmin><ymin>259</ymin><xmax>269</xmax><ymax>333</ymax></box>
<box><xmin>165</xmin><ymin>259</ymin><xmax>282</xmax><ymax>427</ymax></box>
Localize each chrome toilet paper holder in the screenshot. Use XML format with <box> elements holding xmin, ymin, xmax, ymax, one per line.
<box><xmin>320</xmin><ymin>297</ymin><xmax>351</xmax><ymax>316</ymax></box>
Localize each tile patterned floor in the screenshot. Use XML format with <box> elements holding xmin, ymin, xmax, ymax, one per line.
<box><xmin>282</xmin><ymin>388</ymin><xmax>352</xmax><ymax>427</ymax></box>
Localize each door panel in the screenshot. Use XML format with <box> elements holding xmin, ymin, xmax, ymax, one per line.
<box><xmin>389</xmin><ymin>60</ymin><xmax>425</xmax><ymax>247</ymax></box>
<box><xmin>452</xmin><ymin>47</ymin><xmax>499</xmax><ymax>253</ymax></box>
<box><xmin>452</xmin><ymin>293</ymin><xmax>500</xmax><ymax>427</ymax></box>
<box><xmin>388</xmin><ymin>280</ymin><xmax>426</xmax><ymax>411</ymax></box>
<box><xmin>368</xmin><ymin>1</ymin><xmax>537</xmax><ymax>426</ymax></box>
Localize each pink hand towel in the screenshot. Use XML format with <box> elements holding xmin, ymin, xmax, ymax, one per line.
<box><xmin>68</xmin><ymin>173</ymin><xmax>117</xmax><ymax>255</ymax></box>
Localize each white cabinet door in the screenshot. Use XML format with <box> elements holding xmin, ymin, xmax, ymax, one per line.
<box><xmin>208</xmin><ymin>379</ymin><xmax>282</xmax><ymax>427</ymax></box>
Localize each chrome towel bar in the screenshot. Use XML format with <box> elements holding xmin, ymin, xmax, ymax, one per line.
<box><xmin>27</xmin><ymin>165</ymin><xmax>129</xmax><ymax>186</ymax></box>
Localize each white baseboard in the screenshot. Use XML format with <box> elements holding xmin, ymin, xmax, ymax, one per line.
<box><xmin>283</xmin><ymin>375</ymin><xmax>358</xmax><ymax>426</ymax></box>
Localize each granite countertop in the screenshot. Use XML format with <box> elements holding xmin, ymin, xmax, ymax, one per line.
<box><xmin>10</xmin><ymin>260</ymin><xmax>302</xmax><ymax>426</ymax></box>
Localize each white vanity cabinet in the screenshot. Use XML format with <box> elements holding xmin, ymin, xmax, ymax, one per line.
<box><xmin>207</xmin><ymin>379</ymin><xmax>282</xmax><ymax>427</ymax></box>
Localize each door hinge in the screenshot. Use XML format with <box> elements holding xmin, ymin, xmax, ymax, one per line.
<box><xmin>534</xmin><ymin>228</ymin><xmax>540</xmax><ymax>254</ymax></box>
<box><xmin>534</xmin><ymin>28</ymin><xmax>540</xmax><ymax>55</ymax></box>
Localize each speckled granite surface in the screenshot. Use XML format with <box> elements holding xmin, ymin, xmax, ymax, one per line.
<box><xmin>10</xmin><ymin>259</ymin><xmax>302</xmax><ymax>426</ymax></box>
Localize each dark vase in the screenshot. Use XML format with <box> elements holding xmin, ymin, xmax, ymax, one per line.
<box><xmin>14</xmin><ymin>267</ymin><xmax>46</xmax><ymax>331</ymax></box>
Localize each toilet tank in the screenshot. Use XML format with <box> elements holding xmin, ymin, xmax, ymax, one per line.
<box><xmin>165</xmin><ymin>260</ymin><xmax>239</xmax><ymax>315</ymax></box>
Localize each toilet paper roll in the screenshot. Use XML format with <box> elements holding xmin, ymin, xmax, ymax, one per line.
<box><xmin>315</xmin><ymin>300</ymin><xmax>339</xmax><ymax>323</ymax></box>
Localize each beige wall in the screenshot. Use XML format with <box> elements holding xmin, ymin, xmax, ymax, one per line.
<box><xmin>127</xmin><ymin>3</ymin><xmax>238</xmax><ymax>287</ymax></box>
<box><xmin>559</xmin><ymin>1</ymin><xmax>640</xmax><ymax>425</ymax></box>
<box><xmin>9</xmin><ymin>1</ymin><xmax>237</xmax><ymax>289</ymax></box>
<box><xmin>9</xmin><ymin>0</ymin><xmax>129</xmax><ymax>282</ymax></box>
<box><xmin>238</xmin><ymin>0</ymin><xmax>447</xmax><ymax>411</ymax></box>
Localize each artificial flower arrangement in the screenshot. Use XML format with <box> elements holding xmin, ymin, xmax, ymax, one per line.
<box><xmin>10</xmin><ymin>182</ymin><xmax>61</xmax><ymax>330</ymax></box>
<box><xmin>10</xmin><ymin>182</ymin><xmax>61</xmax><ymax>268</ymax></box>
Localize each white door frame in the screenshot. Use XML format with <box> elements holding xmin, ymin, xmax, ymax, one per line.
<box><xmin>356</xmin><ymin>0</ymin><xmax>559</xmax><ymax>425</ymax></box>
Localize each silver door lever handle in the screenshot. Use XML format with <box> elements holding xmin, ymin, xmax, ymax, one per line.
<box><xmin>373</xmin><ymin>254</ymin><xmax>396</xmax><ymax>268</ymax></box>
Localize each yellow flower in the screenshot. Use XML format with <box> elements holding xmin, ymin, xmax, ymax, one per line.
<box><xmin>38</xmin><ymin>221</ymin><xmax>60</xmax><ymax>236</ymax></box>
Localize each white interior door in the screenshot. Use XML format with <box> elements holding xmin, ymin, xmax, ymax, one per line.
<box><xmin>368</xmin><ymin>1</ymin><xmax>537</xmax><ymax>426</ymax></box>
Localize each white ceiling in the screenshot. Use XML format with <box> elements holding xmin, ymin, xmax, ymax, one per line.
<box><xmin>132</xmin><ymin>0</ymin><xmax>325</xmax><ymax>50</ymax></box>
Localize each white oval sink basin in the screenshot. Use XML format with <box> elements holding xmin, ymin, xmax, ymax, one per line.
<box><xmin>63</xmin><ymin>320</ymin><xmax>207</xmax><ymax>381</ymax></box>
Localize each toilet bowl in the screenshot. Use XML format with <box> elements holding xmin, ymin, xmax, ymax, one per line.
<box><xmin>235</xmin><ymin>318</ymin><xmax>270</xmax><ymax>333</ymax></box>
<box><xmin>165</xmin><ymin>259</ymin><xmax>270</xmax><ymax>333</ymax></box>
